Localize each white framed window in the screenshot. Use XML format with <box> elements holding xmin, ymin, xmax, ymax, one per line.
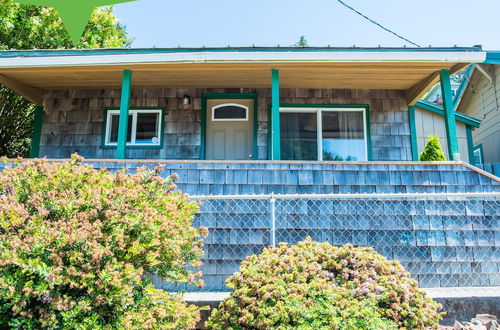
<box><xmin>473</xmin><ymin>145</ymin><xmax>484</xmax><ymax>167</ymax></box>
<box><xmin>212</xmin><ymin>103</ymin><xmax>249</xmax><ymax>121</ymax></box>
<box><xmin>280</xmin><ymin>107</ymin><xmax>368</xmax><ymax>161</ymax></box>
<box><xmin>104</xmin><ymin>109</ymin><xmax>163</xmax><ymax>147</ymax></box>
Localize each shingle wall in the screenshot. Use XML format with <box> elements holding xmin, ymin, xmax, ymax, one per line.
<box><xmin>77</xmin><ymin>161</ymin><xmax>499</xmax><ymax>291</ymax></box>
<box><xmin>39</xmin><ymin>88</ymin><xmax>411</xmax><ymax>161</ymax></box>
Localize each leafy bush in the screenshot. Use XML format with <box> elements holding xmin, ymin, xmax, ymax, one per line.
<box><xmin>207</xmin><ymin>238</ymin><xmax>443</xmax><ymax>330</ymax></box>
<box><xmin>420</xmin><ymin>135</ymin><xmax>446</xmax><ymax>161</ymax></box>
<box><xmin>0</xmin><ymin>155</ymin><xmax>207</xmax><ymax>329</ymax></box>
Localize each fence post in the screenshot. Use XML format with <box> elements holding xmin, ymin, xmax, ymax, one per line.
<box><xmin>270</xmin><ymin>192</ymin><xmax>276</xmax><ymax>248</ymax></box>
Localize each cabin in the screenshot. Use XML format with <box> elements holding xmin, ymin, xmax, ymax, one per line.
<box><xmin>0</xmin><ymin>46</ymin><xmax>488</xmax><ymax>164</ymax></box>
<box><xmin>0</xmin><ymin>47</ymin><xmax>499</xmax><ymax>291</ymax></box>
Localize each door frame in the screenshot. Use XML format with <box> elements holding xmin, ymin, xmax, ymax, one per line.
<box><xmin>201</xmin><ymin>93</ymin><xmax>258</xmax><ymax>160</ymax></box>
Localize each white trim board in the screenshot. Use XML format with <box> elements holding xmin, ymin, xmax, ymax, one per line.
<box><xmin>0</xmin><ymin>51</ymin><xmax>487</xmax><ymax>69</ymax></box>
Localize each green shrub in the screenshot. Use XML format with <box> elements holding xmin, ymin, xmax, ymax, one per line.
<box><xmin>0</xmin><ymin>155</ymin><xmax>207</xmax><ymax>329</ymax></box>
<box><xmin>419</xmin><ymin>135</ymin><xmax>446</xmax><ymax>161</ymax></box>
<box><xmin>207</xmin><ymin>238</ymin><xmax>443</xmax><ymax>330</ymax></box>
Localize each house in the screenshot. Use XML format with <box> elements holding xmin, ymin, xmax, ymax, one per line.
<box><xmin>0</xmin><ymin>47</ymin><xmax>499</xmax><ymax>291</ymax></box>
<box><xmin>0</xmin><ymin>47</ymin><xmax>488</xmax><ymax>163</ymax></box>
<box><xmin>454</xmin><ymin>52</ymin><xmax>500</xmax><ymax>174</ymax></box>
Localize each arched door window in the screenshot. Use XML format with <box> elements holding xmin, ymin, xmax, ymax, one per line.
<box><xmin>212</xmin><ymin>103</ymin><xmax>249</xmax><ymax>121</ymax></box>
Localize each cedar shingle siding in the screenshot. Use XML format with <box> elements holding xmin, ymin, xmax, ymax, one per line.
<box><xmin>39</xmin><ymin>88</ymin><xmax>411</xmax><ymax>160</ymax></box>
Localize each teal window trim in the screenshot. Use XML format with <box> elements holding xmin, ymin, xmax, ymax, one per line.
<box><xmin>200</xmin><ymin>93</ymin><xmax>259</xmax><ymax>160</ymax></box>
<box><xmin>271</xmin><ymin>69</ymin><xmax>281</xmax><ymax>160</ymax></box>
<box><xmin>440</xmin><ymin>69</ymin><xmax>460</xmax><ymax>160</ymax></box>
<box><xmin>116</xmin><ymin>69</ymin><xmax>132</xmax><ymax>159</ymax></box>
<box><xmin>408</xmin><ymin>106</ymin><xmax>419</xmax><ymax>161</ymax></box>
<box><xmin>29</xmin><ymin>106</ymin><xmax>44</xmax><ymax>158</ymax></box>
<box><xmin>101</xmin><ymin>106</ymin><xmax>165</xmax><ymax>150</ymax></box>
<box><xmin>270</xmin><ymin>104</ymin><xmax>372</xmax><ymax>161</ymax></box>
<box><xmin>473</xmin><ymin>144</ymin><xmax>484</xmax><ymax>165</ymax></box>
<box><xmin>466</xmin><ymin>125</ymin><xmax>475</xmax><ymax>166</ymax></box>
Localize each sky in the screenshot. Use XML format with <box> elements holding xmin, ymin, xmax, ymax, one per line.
<box><xmin>112</xmin><ymin>0</ymin><xmax>500</xmax><ymax>50</ymax></box>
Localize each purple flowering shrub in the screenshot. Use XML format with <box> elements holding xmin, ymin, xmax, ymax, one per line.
<box><xmin>207</xmin><ymin>238</ymin><xmax>443</xmax><ymax>329</ymax></box>
<box><xmin>0</xmin><ymin>155</ymin><xmax>207</xmax><ymax>329</ymax></box>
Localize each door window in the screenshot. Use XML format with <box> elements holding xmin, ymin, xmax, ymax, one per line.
<box><xmin>212</xmin><ymin>104</ymin><xmax>248</xmax><ymax>121</ymax></box>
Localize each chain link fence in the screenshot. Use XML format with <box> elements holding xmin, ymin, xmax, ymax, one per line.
<box><xmin>163</xmin><ymin>192</ymin><xmax>500</xmax><ymax>293</ymax></box>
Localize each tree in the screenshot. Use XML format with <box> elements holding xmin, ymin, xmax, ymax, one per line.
<box><xmin>0</xmin><ymin>0</ymin><xmax>132</xmax><ymax>157</ymax></box>
<box><xmin>293</xmin><ymin>35</ymin><xmax>308</xmax><ymax>47</ymax></box>
<box><xmin>419</xmin><ymin>135</ymin><xmax>446</xmax><ymax>161</ymax></box>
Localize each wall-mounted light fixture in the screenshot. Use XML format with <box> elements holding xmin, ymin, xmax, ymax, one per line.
<box><xmin>183</xmin><ymin>95</ymin><xmax>191</xmax><ymax>105</ymax></box>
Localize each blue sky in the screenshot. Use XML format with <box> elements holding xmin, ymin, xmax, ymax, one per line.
<box><xmin>113</xmin><ymin>0</ymin><xmax>499</xmax><ymax>50</ymax></box>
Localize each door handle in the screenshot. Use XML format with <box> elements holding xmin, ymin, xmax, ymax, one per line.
<box><xmin>248</xmin><ymin>154</ymin><xmax>253</xmax><ymax>159</ymax></box>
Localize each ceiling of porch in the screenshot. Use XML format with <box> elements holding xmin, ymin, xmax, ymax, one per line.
<box><xmin>0</xmin><ymin>47</ymin><xmax>486</xmax><ymax>106</ymax></box>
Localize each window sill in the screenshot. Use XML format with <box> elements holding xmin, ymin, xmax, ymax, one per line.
<box><xmin>101</xmin><ymin>145</ymin><xmax>163</xmax><ymax>150</ymax></box>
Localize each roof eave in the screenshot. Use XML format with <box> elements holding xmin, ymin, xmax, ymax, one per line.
<box><xmin>0</xmin><ymin>50</ymin><xmax>487</xmax><ymax>69</ymax></box>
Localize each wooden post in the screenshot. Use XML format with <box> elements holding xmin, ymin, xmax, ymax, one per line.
<box><xmin>408</xmin><ymin>106</ymin><xmax>419</xmax><ymax>161</ymax></box>
<box><xmin>271</xmin><ymin>68</ymin><xmax>280</xmax><ymax>160</ymax></box>
<box><xmin>116</xmin><ymin>70</ymin><xmax>132</xmax><ymax>159</ymax></box>
<box><xmin>440</xmin><ymin>69</ymin><xmax>459</xmax><ymax>160</ymax></box>
<box><xmin>29</xmin><ymin>106</ymin><xmax>44</xmax><ymax>158</ymax></box>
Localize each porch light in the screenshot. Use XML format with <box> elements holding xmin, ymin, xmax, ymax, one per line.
<box><xmin>183</xmin><ymin>95</ymin><xmax>191</xmax><ymax>105</ymax></box>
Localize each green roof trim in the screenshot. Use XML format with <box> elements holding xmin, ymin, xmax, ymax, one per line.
<box><xmin>453</xmin><ymin>64</ymin><xmax>475</xmax><ymax>110</ymax></box>
<box><xmin>0</xmin><ymin>46</ymin><xmax>484</xmax><ymax>58</ymax></box>
<box><xmin>485</xmin><ymin>51</ymin><xmax>500</xmax><ymax>65</ymax></box>
<box><xmin>415</xmin><ymin>100</ymin><xmax>481</xmax><ymax>128</ymax></box>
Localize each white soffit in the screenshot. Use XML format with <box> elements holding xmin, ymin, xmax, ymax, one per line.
<box><xmin>0</xmin><ymin>51</ymin><xmax>488</xmax><ymax>69</ymax></box>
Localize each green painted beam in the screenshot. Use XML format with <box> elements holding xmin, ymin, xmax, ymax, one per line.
<box><xmin>466</xmin><ymin>125</ymin><xmax>475</xmax><ymax>166</ymax></box>
<box><xmin>29</xmin><ymin>106</ymin><xmax>44</xmax><ymax>158</ymax></box>
<box><xmin>116</xmin><ymin>69</ymin><xmax>132</xmax><ymax>159</ymax></box>
<box><xmin>271</xmin><ymin>68</ymin><xmax>280</xmax><ymax>160</ymax></box>
<box><xmin>408</xmin><ymin>106</ymin><xmax>419</xmax><ymax>161</ymax></box>
<box><xmin>415</xmin><ymin>100</ymin><xmax>481</xmax><ymax>128</ymax></box>
<box><xmin>440</xmin><ymin>69</ymin><xmax>459</xmax><ymax>160</ymax></box>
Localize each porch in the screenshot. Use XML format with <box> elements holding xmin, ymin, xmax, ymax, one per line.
<box><xmin>0</xmin><ymin>47</ymin><xmax>486</xmax><ymax>162</ymax></box>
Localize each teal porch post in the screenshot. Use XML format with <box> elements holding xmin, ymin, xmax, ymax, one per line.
<box><xmin>271</xmin><ymin>68</ymin><xmax>280</xmax><ymax>160</ymax></box>
<box><xmin>29</xmin><ymin>106</ymin><xmax>44</xmax><ymax>158</ymax></box>
<box><xmin>116</xmin><ymin>70</ymin><xmax>132</xmax><ymax>159</ymax></box>
<box><xmin>408</xmin><ymin>106</ymin><xmax>419</xmax><ymax>161</ymax></box>
<box><xmin>440</xmin><ymin>69</ymin><xmax>460</xmax><ymax>160</ymax></box>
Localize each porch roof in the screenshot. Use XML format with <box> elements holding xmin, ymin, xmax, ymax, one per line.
<box><xmin>0</xmin><ymin>46</ymin><xmax>487</xmax><ymax>106</ymax></box>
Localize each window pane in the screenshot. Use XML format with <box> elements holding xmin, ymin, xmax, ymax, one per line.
<box><xmin>474</xmin><ymin>149</ymin><xmax>482</xmax><ymax>166</ymax></box>
<box><xmin>136</xmin><ymin>113</ymin><xmax>159</xmax><ymax>144</ymax></box>
<box><xmin>213</xmin><ymin>105</ymin><xmax>247</xmax><ymax>120</ymax></box>
<box><xmin>280</xmin><ymin>112</ymin><xmax>317</xmax><ymax>160</ymax></box>
<box><xmin>109</xmin><ymin>114</ymin><xmax>132</xmax><ymax>143</ymax></box>
<box><xmin>322</xmin><ymin>111</ymin><xmax>366</xmax><ymax>161</ymax></box>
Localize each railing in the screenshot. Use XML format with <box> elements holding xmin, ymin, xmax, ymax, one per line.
<box><xmin>165</xmin><ymin>192</ymin><xmax>500</xmax><ymax>294</ymax></box>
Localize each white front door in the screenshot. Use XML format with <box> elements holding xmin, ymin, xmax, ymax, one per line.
<box><xmin>206</xmin><ymin>99</ymin><xmax>254</xmax><ymax>160</ymax></box>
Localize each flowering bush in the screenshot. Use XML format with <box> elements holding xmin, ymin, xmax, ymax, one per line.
<box><xmin>0</xmin><ymin>155</ymin><xmax>206</xmax><ymax>329</ymax></box>
<box><xmin>207</xmin><ymin>238</ymin><xmax>443</xmax><ymax>329</ymax></box>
